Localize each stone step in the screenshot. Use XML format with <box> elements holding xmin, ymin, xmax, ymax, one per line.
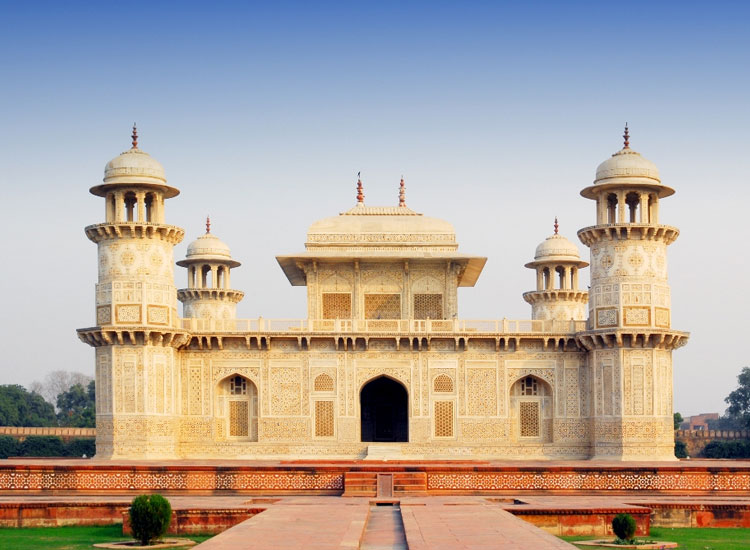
<box><xmin>364</xmin><ymin>444</ymin><xmax>403</xmax><ymax>461</ymax></box>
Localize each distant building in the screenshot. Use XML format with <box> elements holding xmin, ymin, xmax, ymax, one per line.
<box><xmin>681</xmin><ymin>413</ymin><xmax>720</xmax><ymax>431</ymax></box>
<box><xmin>78</xmin><ymin>126</ymin><xmax>689</xmax><ymax>461</ymax></box>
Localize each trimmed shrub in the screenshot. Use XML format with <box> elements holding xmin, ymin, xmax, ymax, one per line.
<box><xmin>18</xmin><ymin>436</ymin><xmax>65</xmax><ymax>457</ymax></box>
<box><xmin>65</xmin><ymin>438</ymin><xmax>96</xmax><ymax>457</ymax></box>
<box><xmin>674</xmin><ymin>440</ymin><xmax>688</xmax><ymax>458</ymax></box>
<box><xmin>129</xmin><ymin>494</ymin><xmax>172</xmax><ymax>545</ymax></box>
<box><xmin>0</xmin><ymin>435</ymin><xmax>18</xmax><ymax>459</ymax></box>
<box><xmin>612</xmin><ymin>513</ymin><xmax>636</xmax><ymax>541</ymax></box>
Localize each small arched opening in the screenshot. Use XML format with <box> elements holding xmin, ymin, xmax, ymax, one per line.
<box><xmin>510</xmin><ymin>375</ymin><xmax>552</xmax><ymax>442</ymax></box>
<box><xmin>124</xmin><ymin>191</ymin><xmax>137</xmax><ymax>222</ymax></box>
<box><xmin>144</xmin><ymin>192</ymin><xmax>155</xmax><ymax>222</ymax></box>
<box><xmin>626</xmin><ymin>192</ymin><xmax>640</xmax><ymax>223</ymax></box>
<box><xmin>606</xmin><ymin>193</ymin><xmax>618</xmax><ymax>223</ymax></box>
<box><xmin>360</xmin><ymin>376</ymin><xmax>408</xmax><ymax>442</ymax></box>
<box><xmin>218</xmin><ymin>375</ymin><xmax>258</xmax><ymax>441</ymax></box>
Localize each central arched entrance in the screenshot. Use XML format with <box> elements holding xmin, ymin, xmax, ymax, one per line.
<box><xmin>360</xmin><ymin>377</ymin><xmax>408</xmax><ymax>442</ymax></box>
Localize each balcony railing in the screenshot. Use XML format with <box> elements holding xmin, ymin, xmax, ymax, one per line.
<box><xmin>180</xmin><ymin>318</ymin><xmax>586</xmax><ymax>334</ymax></box>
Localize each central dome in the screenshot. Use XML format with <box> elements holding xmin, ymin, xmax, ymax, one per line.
<box><xmin>594</xmin><ymin>148</ymin><xmax>660</xmax><ymax>185</ymax></box>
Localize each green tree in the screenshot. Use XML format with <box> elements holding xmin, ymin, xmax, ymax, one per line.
<box><xmin>0</xmin><ymin>385</ymin><xmax>56</xmax><ymax>426</ymax></box>
<box><xmin>673</xmin><ymin>412</ymin><xmax>684</xmax><ymax>430</ymax></box>
<box><xmin>725</xmin><ymin>366</ymin><xmax>750</xmax><ymax>429</ymax></box>
<box><xmin>56</xmin><ymin>381</ymin><xmax>95</xmax><ymax>428</ymax></box>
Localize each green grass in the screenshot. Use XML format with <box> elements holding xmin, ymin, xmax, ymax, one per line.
<box><xmin>0</xmin><ymin>524</ymin><xmax>213</xmax><ymax>550</ymax></box>
<box><xmin>561</xmin><ymin>527</ymin><xmax>750</xmax><ymax>550</ymax></box>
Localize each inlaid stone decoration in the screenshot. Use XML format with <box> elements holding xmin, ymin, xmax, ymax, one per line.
<box><xmin>78</xmin><ymin>126</ymin><xmax>688</xmax><ymax>460</ymax></box>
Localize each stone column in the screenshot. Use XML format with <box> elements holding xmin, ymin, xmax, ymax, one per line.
<box><xmin>136</xmin><ymin>191</ymin><xmax>146</xmax><ymax>222</ymax></box>
<box><xmin>211</xmin><ymin>266</ymin><xmax>218</xmax><ymax>289</ymax></box>
<box><xmin>536</xmin><ymin>268</ymin><xmax>544</xmax><ymax>291</ymax></box>
<box><xmin>114</xmin><ymin>191</ymin><xmax>124</xmax><ymax>222</ymax></box>
<box><xmin>639</xmin><ymin>193</ymin><xmax>649</xmax><ymax>223</ymax></box>
<box><xmin>617</xmin><ymin>190</ymin><xmax>626</xmax><ymax>223</ymax></box>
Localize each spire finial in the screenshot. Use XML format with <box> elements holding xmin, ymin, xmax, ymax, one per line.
<box><xmin>131</xmin><ymin>123</ymin><xmax>138</xmax><ymax>149</ymax></box>
<box><xmin>398</xmin><ymin>175</ymin><xmax>406</xmax><ymax>207</ymax></box>
<box><xmin>623</xmin><ymin>123</ymin><xmax>630</xmax><ymax>149</ymax></box>
<box><xmin>356</xmin><ymin>172</ymin><xmax>364</xmax><ymax>204</ymax></box>
<box><xmin>554</xmin><ymin>217</ymin><xmax>559</xmax><ymax>235</ymax></box>
<box><xmin>206</xmin><ymin>216</ymin><xmax>211</xmax><ymax>234</ymax></box>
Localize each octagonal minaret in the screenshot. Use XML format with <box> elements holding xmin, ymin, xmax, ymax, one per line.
<box><xmin>523</xmin><ymin>219</ymin><xmax>588</xmax><ymax>321</ymax></box>
<box><xmin>577</xmin><ymin>126</ymin><xmax>689</xmax><ymax>460</ymax></box>
<box><xmin>78</xmin><ymin>126</ymin><xmax>185</xmax><ymax>459</ymax></box>
<box><xmin>177</xmin><ymin>218</ymin><xmax>244</xmax><ymax>322</ymax></box>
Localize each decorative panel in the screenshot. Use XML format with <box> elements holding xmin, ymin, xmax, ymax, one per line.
<box><xmin>414</xmin><ymin>293</ymin><xmax>443</xmax><ymax>320</ymax></box>
<box><xmin>322</xmin><ymin>293</ymin><xmax>352</xmax><ymax>319</ymax></box>
<box><xmin>519</xmin><ymin>401</ymin><xmax>540</xmax><ymax>437</ymax></box>
<box><xmin>364</xmin><ymin>294</ymin><xmax>401</xmax><ymax>319</ymax></box>
<box><xmin>313</xmin><ymin>373</ymin><xmax>335</xmax><ymax>392</ymax></box>
<box><xmin>434</xmin><ymin>401</ymin><xmax>454</xmax><ymax>437</ymax></box>
<box><xmin>466</xmin><ymin>368</ymin><xmax>497</xmax><ymax>417</ymax></box>
<box><xmin>229</xmin><ymin>401</ymin><xmax>249</xmax><ymax>437</ymax></box>
<box><xmin>314</xmin><ymin>400</ymin><xmax>335</xmax><ymax>437</ymax></box>
<box><xmin>433</xmin><ymin>374</ymin><xmax>454</xmax><ymax>393</ymax></box>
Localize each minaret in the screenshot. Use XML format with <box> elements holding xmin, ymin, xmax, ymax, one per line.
<box><xmin>78</xmin><ymin>126</ymin><xmax>185</xmax><ymax>459</ymax></box>
<box><xmin>177</xmin><ymin>218</ymin><xmax>244</xmax><ymax>324</ymax></box>
<box><xmin>523</xmin><ymin>218</ymin><xmax>588</xmax><ymax>321</ymax></box>
<box><xmin>577</xmin><ymin>126</ymin><xmax>689</xmax><ymax>460</ymax></box>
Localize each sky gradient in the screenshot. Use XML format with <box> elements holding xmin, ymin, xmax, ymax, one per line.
<box><xmin>1</xmin><ymin>1</ymin><xmax>748</xmax><ymax>416</ymax></box>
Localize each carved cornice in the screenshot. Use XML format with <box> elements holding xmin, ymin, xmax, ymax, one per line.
<box><xmin>77</xmin><ymin>327</ymin><xmax>190</xmax><ymax>348</ymax></box>
<box><xmin>577</xmin><ymin>224</ymin><xmax>679</xmax><ymax>247</ymax></box>
<box><xmin>85</xmin><ymin>223</ymin><xmax>185</xmax><ymax>244</ymax></box>
<box><xmin>522</xmin><ymin>290</ymin><xmax>588</xmax><ymax>305</ymax></box>
<box><xmin>177</xmin><ymin>288</ymin><xmax>245</xmax><ymax>303</ymax></box>
<box><xmin>576</xmin><ymin>328</ymin><xmax>690</xmax><ymax>351</ymax></box>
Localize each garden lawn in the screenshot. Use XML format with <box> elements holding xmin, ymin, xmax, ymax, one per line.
<box><xmin>0</xmin><ymin>524</ymin><xmax>212</xmax><ymax>550</ymax></box>
<box><xmin>561</xmin><ymin>526</ymin><xmax>750</xmax><ymax>550</ymax></box>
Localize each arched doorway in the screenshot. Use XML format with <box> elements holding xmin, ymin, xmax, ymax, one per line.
<box><xmin>360</xmin><ymin>377</ymin><xmax>408</xmax><ymax>442</ymax></box>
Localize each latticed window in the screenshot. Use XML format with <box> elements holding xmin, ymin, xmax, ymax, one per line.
<box><xmin>314</xmin><ymin>373</ymin><xmax>334</xmax><ymax>392</ymax></box>
<box><xmin>365</xmin><ymin>294</ymin><xmax>401</xmax><ymax>319</ymax></box>
<box><xmin>315</xmin><ymin>400</ymin><xmax>334</xmax><ymax>437</ymax></box>
<box><xmin>434</xmin><ymin>401</ymin><xmax>454</xmax><ymax>437</ymax></box>
<box><xmin>433</xmin><ymin>374</ymin><xmax>454</xmax><ymax>393</ymax></box>
<box><xmin>519</xmin><ymin>401</ymin><xmax>540</xmax><ymax>437</ymax></box>
<box><xmin>322</xmin><ymin>293</ymin><xmax>352</xmax><ymax>319</ymax></box>
<box><xmin>520</xmin><ymin>376</ymin><xmax>538</xmax><ymax>396</ymax></box>
<box><xmin>414</xmin><ymin>293</ymin><xmax>443</xmax><ymax>319</ymax></box>
<box><xmin>230</xmin><ymin>376</ymin><xmax>247</xmax><ymax>395</ymax></box>
<box><xmin>229</xmin><ymin>400</ymin><xmax>249</xmax><ymax>437</ymax></box>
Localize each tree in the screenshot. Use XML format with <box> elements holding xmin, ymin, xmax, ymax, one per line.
<box><xmin>725</xmin><ymin>366</ymin><xmax>750</xmax><ymax>429</ymax></box>
<box><xmin>673</xmin><ymin>412</ymin><xmax>684</xmax><ymax>430</ymax></box>
<box><xmin>56</xmin><ymin>380</ymin><xmax>95</xmax><ymax>428</ymax></box>
<box><xmin>0</xmin><ymin>385</ymin><xmax>57</xmax><ymax>426</ymax></box>
<box><xmin>29</xmin><ymin>371</ymin><xmax>93</xmax><ymax>411</ymax></box>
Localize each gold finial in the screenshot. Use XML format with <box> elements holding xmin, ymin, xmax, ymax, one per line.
<box><xmin>398</xmin><ymin>176</ymin><xmax>406</xmax><ymax>207</ymax></box>
<box><xmin>131</xmin><ymin>123</ymin><xmax>138</xmax><ymax>149</ymax></box>
<box><xmin>356</xmin><ymin>172</ymin><xmax>364</xmax><ymax>204</ymax></box>
<box><xmin>206</xmin><ymin>216</ymin><xmax>211</xmax><ymax>234</ymax></box>
<box><xmin>623</xmin><ymin>123</ymin><xmax>630</xmax><ymax>149</ymax></box>
<box><xmin>554</xmin><ymin>217</ymin><xmax>559</xmax><ymax>235</ymax></box>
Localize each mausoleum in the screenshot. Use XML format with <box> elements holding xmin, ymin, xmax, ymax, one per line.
<box><xmin>78</xmin><ymin>126</ymin><xmax>688</xmax><ymax>460</ymax></box>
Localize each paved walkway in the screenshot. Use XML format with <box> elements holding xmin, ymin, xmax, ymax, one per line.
<box><xmin>191</xmin><ymin>497</ymin><xmax>577</xmax><ymax>549</ymax></box>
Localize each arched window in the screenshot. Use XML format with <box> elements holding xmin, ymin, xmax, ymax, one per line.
<box><xmin>607</xmin><ymin>193</ymin><xmax>618</xmax><ymax>224</ymax></box>
<box><xmin>313</xmin><ymin>373</ymin><xmax>335</xmax><ymax>392</ymax></box>
<box><xmin>626</xmin><ymin>192</ymin><xmax>640</xmax><ymax>223</ymax></box>
<box><xmin>433</xmin><ymin>374</ymin><xmax>454</xmax><ymax>393</ymax></box>
<box><xmin>124</xmin><ymin>191</ymin><xmax>137</xmax><ymax>222</ymax></box>
<box><xmin>510</xmin><ymin>376</ymin><xmax>552</xmax><ymax>442</ymax></box>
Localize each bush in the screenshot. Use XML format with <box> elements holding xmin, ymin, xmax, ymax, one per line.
<box><xmin>129</xmin><ymin>494</ymin><xmax>172</xmax><ymax>545</ymax></box>
<box><xmin>674</xmin><ymin>440</ymin><xmax>688</xmax><ymax>458</ymax></box>
<box><xmin>65</xmin><ymin>438</ymin><xmax>96</xmax><ymax>457</ymax></box>
<box><xmin>18</xmin><ymin>436</ymin><xmax>65</xmax><ymax>457</ymax></box>
<box><xmin>0</xmin><ymin>435</ymin><xmax>18</xmax><ymax>459</ymax></box>
<box><xmin>702</xmin><ymin>440</ymin><xmax>750</xmax><ymax>459</ymax></box>
<box><xmin>612</xmin><ymin>513</ymin><xmax>636</xmax><ymax>542</ymax></box>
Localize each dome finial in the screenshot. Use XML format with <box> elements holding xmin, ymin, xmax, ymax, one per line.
<box><xmin>356</xmin><ymin>172</ymin><xmax>364</xmax><ymax>204</ymax></box>
<box><xmin>399</xmin><ymin>175</ymin><xmax>406</xmax><ymax>207</ymax></box>
<box><xmin>623</xmin><ymin>123</ymin><xmax>630</xmax><ymax>149</ymax></box>
<box><xmin>206</xmin><ymin>216</ymin><xmax>211</xmax><ymax>234</ymax></box>
<box><xmin>131</xmin><ymin>123</ymin><xmax>138</xmax><ymax>149</ymax></box>
<box><xmin>554</xmin><ymin>217</ymin><xmax>559</xmax><ymax>235</ymax></box>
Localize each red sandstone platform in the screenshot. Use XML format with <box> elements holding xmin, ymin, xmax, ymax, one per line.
<box><xmin>1</xmin><ymin>458</ymin><xmax>749</xmax><ymax>496</ymax></box>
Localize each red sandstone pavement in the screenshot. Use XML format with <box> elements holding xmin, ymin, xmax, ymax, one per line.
<box><xmin>189</xmin><ymin>497</ymin><xmax>579</xmax><ymax>550</ymax></box>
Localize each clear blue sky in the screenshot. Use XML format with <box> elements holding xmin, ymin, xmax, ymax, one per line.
<box><xmin>1</xmin><ymin>1</ymin><xmax>748</xmax><ymax>416</ymax></box>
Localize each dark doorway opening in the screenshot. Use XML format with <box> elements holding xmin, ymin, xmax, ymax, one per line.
<box><xmin>360</xmin><ymin>377</ymin><xmax>409</xmax><ymax>442</ymax></box>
